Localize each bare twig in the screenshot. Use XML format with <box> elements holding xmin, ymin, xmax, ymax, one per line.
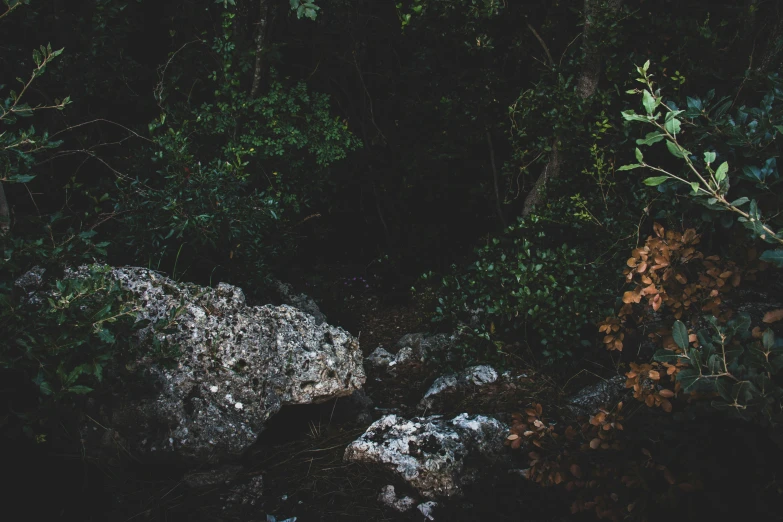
<box><xmin>527</xmin><ymin>23</ymin><xmax>554</xmax><ymax>66</ymax></box>
<box><xmin>486</xmin><ymin>131</ymin><xmax>506</xmax><ymax>227</ymax></box>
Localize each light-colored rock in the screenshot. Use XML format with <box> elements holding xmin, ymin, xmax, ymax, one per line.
<box><xmin>344</xmin><ymin>413</ymin><xmax>508</xmax><ymax>498</ymax></box>
<box><xmin>378</xmin><ymin>485</ymin><xmax>417</xmax><ymax>512</ymax></box>
<box><xmin>366</xmin><ymin>347</ymin><xmax>395</xmax><ymax>368</ymax></box>
<box><xmin>419</xmin><ymin>365</ymin><xmax>498</xmax><ymax>410</ymax></box>
<box><xmin>60</xmin><ymin>265</ymin><xmax>364</xmax><ymax>464</ymax></box>
<box><xmin>418</xmin><ymin>501</ymin><xmax>438</xmax><ymax>520</ymax></box>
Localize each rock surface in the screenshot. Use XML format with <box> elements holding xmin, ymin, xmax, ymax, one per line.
<box><xmin>344</xmin><ymin>413</ymin><xmax>508</xmax><ymax>498</ymax></box>
<box><xmin>66</xmin><ymin>265</ymin><xmax>365</xmax><ymax>464</ymax></box>
<box><xmin>270</xmin><ymin>279</ymin><xmax>327</xmax><ymax>325</ymax></box>
<box><xmin>419</xmin><ymin>365</ymin><xmax>499</xmax><ymax>411</ymax></box>
<box><xmin>564</xmin><ymin>375</ymin><xmax>626</xmax><ymax>419</ymax></box>
<box><xmin>377</xmin><ymin>485</ymin><xmax>417</xmax><ymax>512</ymax></box>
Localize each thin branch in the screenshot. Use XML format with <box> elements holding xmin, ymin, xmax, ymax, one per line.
<box><xmin>527</xmin><ymin>24</ymin><xmax>554</xmax><ymax>66</ymax></box>
<box><xmin>486</xmin><ymin>131</ymin><xmax>506</xmax><ymax>227</ymax></box>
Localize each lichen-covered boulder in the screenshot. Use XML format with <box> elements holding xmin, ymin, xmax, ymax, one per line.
<box><xmin>69</xmin><ymin>265</ymin><xmax>365</xmax><ymax>464</ymax></box>
<box><xmin>344</xmin><ymin>413</ymin><xmax>508</xmax><ymax>498</ymax></box>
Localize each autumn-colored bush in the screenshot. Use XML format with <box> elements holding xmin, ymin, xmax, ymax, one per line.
<box><xmin>505</xmin><ymin>401</ymin><xmax>696</xmax><ymax>522</ymax></box>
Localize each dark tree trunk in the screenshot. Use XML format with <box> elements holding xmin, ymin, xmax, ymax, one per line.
<box><xmin>250</xmin><ymin>0</ymin><xmax>271</xmax><ymax>98</ymax></box>
<box><xmin>0</xmin><ymin>181</ymin><xmax>9</xmax><ymax>236</ymax></box>
<box><xmin>522</xmin><ymin>0</ymin><xmax>623</xmax><ymax>217</ymax></box>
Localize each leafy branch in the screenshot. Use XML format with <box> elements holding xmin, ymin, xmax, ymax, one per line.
<box><xmin>619</xmin><ymin>60</ymin><xmax>783</xmax><ymax>265</ymax></box>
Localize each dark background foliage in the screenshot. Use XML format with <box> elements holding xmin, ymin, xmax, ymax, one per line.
<box><xmin>3</xmin><ymin>0</ymin><xmax>783</xmax><ymax>520</ymax></box>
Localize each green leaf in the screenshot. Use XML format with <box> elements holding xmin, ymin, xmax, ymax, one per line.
<box><xmin>760</xmin><ymin>249</ymin><xmax>783</xmax><ymax>267</ymax></box>
<box><xmin>677</xmin><ymin>368</ymin><xmax>700</xmax><ymax>392</ymax></box>
<box><xmin>730</xmin><ymin>197</ymin><xmax>749</xmax><ymax>207</ymax></box>
<box><xmin>666</xmin><ymin>140</ymin><xmax>685</xmax><ymax>158</ymax></box>
<box><xmin>672</xmin><ymin>320</ymin><xmax>689</xmax><ymax>350</ymax></box>
<box><xmin>653</xmin><ymin>349</ymin><xmax>681</xmax><ymax>363</ymax></box>
<box><xmin>9</xmin><ymin>174</ymin><xmax>35</xmax><ymax>183</ymax></box>
<box><xmin>715</xmin><ymin>377</ymin><xmax>733</xmax><ymax>402</ymax></box>
<box><xmin>690</xmin><ymin>182</ymin><xmax>700</xmax><ymax>194</ymax></box>
<box><xmin>703</xmin><ymin>152</ymin><xmax>716</xmax><ymax>165</ymax></box>
<box><xmin>636</xmin><ymin>132</ymin><xmax>666</xmax><ymax>146</ymax></box>
<box><xmin>642</xmin><ymin>90</ymin><xmax>656</xmax><ymax>116</ymax></box>
<box><xmin>715</xmin><ymin>161</ymin><xmax>728</xmax><ymax>183</ymax></box>
<box><xmin>664</xmin><ymin>116</ymin><xmax>681</xmax><ymax>135</ymax></box>
<box><xmin>643</xmin><ymin>176</ymin><xmax>669</xmax><ymax>186</ymax></box>
<box><xmin>621</xmin><ymin>110</ymin><xmax>651</xmax><ymax>122</ymax></box>
<box><xmin>618</xmin><ymin>163</ymin><xmax>642</xmax><ymax>171</ymax></box>
<box><xmin>635</xmin><ymin>147</ymin><xmax>643</xmax><ymax>162</ymax></box>
<box><xmin>68</xmin><ymin>385</ymin><xmax>93</xmax><ymax>395</ymax></box>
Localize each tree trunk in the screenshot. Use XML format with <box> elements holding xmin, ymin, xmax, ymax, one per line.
<box><xmin>521</xmin><ymin>0</ymin><xmax>623</xmax><ymax>217</ymax></box>
<box><xmin>758</xmin><ymin>12</ymin><xmax>783</xmax><ymax>74</ymax></box>
<box><xmin>250</xmin><ymin>0</ymin><xmax>271</xmax><ymax>98</ymax></box>
<box><xmin>0</xmin><ymin>181</ymin><xmax>10</xmax><ymax>236</ymax></box>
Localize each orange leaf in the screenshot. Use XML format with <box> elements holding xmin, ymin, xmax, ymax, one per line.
<box><xmin>648</xmin><ymin>370</ymin><xmax>660</xmax><ymax>380</ymax></box>
<box><xmin>654</xmin><ymin>223</ymin><xmax>664</xmax><ymax>237</ymax></box>
<box><xmin>659</xmin><ymin>389</ymin><xmax>675</xmax><ymax>398</ymax></box>
<box><xmin>626</xmin><ymin>257</ymin><xmax>638</xmax><ymax>268</ymax></box>
<box><xmin>763</xmin><ymin>309</ymin><xmax>783</xmax><ymax>323</ymax></box>
<box><xmin>570</xmin><ymin>464</ymin><xmax>582</xmax><ymax>478</ymax></box>
<box><xmin>590</xmin><ymin>438</ymin><xmax>601</xmax><ymax>449</ymax></box>
<box><xmin>507</xmin><ymin>434</ymin><xmax>519</xmax><ymax>441</ymax></box>
<box><xmin>660</xmin><ymin>398</ymin><xmax>673</xmax><ymax>412</ymax></box>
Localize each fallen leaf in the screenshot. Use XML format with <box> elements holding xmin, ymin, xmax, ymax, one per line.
<box><xmin>763</xmin><ymin>309</ymin><xmax>783</xmax><ymax>323</ymax></box>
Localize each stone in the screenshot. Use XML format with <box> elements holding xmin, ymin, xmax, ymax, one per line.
<box><xmin>419</xmin><ymin>365</ymin><xmax>499</xmax><ymax>411</ymax></box>
<box><xmin>270</xmin><ymin>279</ymin><xmax>326</xmax><ymax>325</ymax></box>
<box><xmin>366</xmin><ymin>347</ymin><xmax>395</xmax><ymax>369</ymax></box>
<box><xmin>564</xmin><ymin>375</ymin><xmax>627</xmax><ymax>419</ymax></box>
<box><xmin>344</xmin><ymin>413</ymin><xmax>508</xmax><ymax>498</ymax></box>
<box><xmin>63</xmin><ymin>265</ymin><xmax>364</xmax><ymax>465</ymax></box>
<box><xmin>377</xmin><ymin>485</ymin><xmax>417</xmax><ymax>512</ymax></box>
<box><xmin>418</xmin><ymin>501</ymin><xmax>439</xmax><ymax>520</ymax></box>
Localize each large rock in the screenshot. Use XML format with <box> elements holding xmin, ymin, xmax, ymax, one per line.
<box><xmin>64</xmin><ymin>265</ymin><xmax>365</xmax><ymax>464</ymax></box>
<box><xmin>344</xmin><ymin>413</ymin><xmax>508</xmax><ymax>498</ymax></box>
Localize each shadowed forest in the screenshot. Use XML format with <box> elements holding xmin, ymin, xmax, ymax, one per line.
<box><xmin>2</xmin><ymin>1</ymin><xmax>783</xmax><ymax>521</ymax></box>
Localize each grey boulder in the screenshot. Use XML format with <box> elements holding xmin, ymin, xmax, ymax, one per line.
<box><xmin>344</xmin><ymin>413</ymin><xmax>508</xmax><ymax>498</ymax></box>
<box><xmin>70</xmin><ymin>265</ymin><xmax>364</xmax><ymax>464</ymax></box>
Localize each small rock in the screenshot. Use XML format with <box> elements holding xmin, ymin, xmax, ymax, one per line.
<box><xmin>419</xmin><ymin>365</ymin><xmax>498</xmax><ymax>411</ymax></box>
<box><xmin>344</xmin><ymin>413</ymin><xmax>508</xmax><ymax>498</ymax></box>
<box><xmin>565</xmin><ymin>375</ymin><xmax>626</xmax><ymax>419</ymax></box>
<box><xmin>378</xmin><ymin>485</ymin><xmax>417</xmax><ymax>512</ymax></box>
<box><xmin>418</xmin><ymin>501</ymin><xmax>438</xmax><ymax>520</ymax></box>
<box><xmin>366</xmin><ymin>347</ymin><xmax>395</xmax><ymax>369</ymax></box>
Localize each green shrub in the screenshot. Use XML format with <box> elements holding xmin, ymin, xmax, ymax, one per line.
<box><xmin>116</xmin><ymin>10</ymin><xmax>360</xmax><ymax>284</ymax></box>
<box><xmin>431</xmin><ymin>217</ymin><xmax>601</xmax><ymax>366</ymax></box>
<box><xmin>620</xmin><ymin>60</ymin><xmax>783</xmax><ymax>266</ymax></box>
